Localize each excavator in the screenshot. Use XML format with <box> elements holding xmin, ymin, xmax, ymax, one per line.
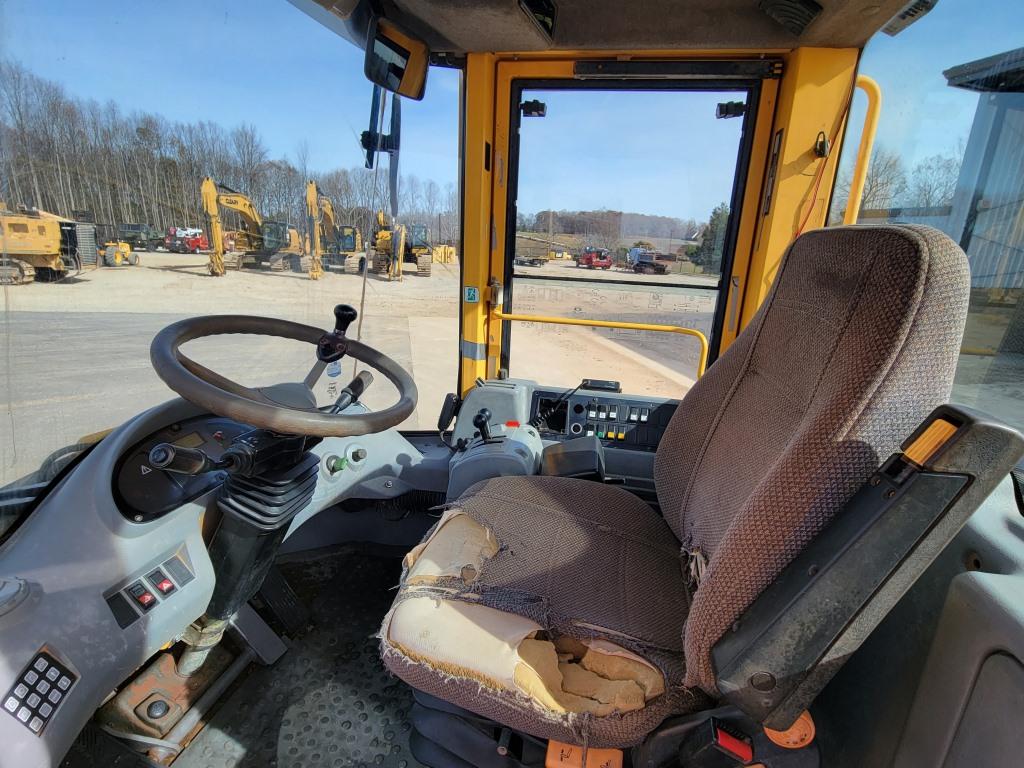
<box><xmin>0</xmin><ymin>203</ymin><xmax>95</xmax><ymax>284</ymax></box>
<box><xmin>304</xmin><ymin>180</ymin><xmax>366</xmax><ymax>277</ymax></box>
<box><xmin>200</xmin><ymin>177</ymin><xmax>304</xmax><ymax>277</ymax></box>
<box><xmin>370</xmin><ymin>209</ymin><xmax>433</xmax><ymax>279</ymax></box>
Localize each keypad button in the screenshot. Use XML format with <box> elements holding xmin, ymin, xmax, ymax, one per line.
<box><xmin>24</xmin><ymin>671</ymin><xmax>38</xmax><ymax>685</ymax></box>
<box><xmin>47</xmin><ymin>690</ymin><xmax>61</xmax><ymax>704</ymax></box>
<box><xmin>45</xmin><ymin>667</ymin><xmax>60</xmax><ymax>681</ymax></box>
<box><xmin>32</xmin><ymin>658</ymin><xmax>48</xmax><ymax>673</ymax></box>
<box><xmin>26</xmin><ymin>693</ymin><xmax>40</xmax><ymax>708</ymax></box>
<box><xmin>29</xmin><ymin>716</ymin><xmax>43</xmax><ymax>733</ymax></box>
<box><xmin>13</xmin><ymin>684</ymin><xmax>28</xmax><ymax>699</ymax></box>
<box><xmin>17</xmin><ymin>707</ymin><xmax>30</xmax><ymax>723</ymax></box>
<box><xmin>57</xmin><ymin>677</ymin><xmax>71</xmax><ymax>691</ymax></box>
<box><xmin>3</xmin><ymin>697</ymin><xmax>18</xmax><ymax>713</ymax></box>
<box><xmin>39</xmin><ymin>703</ymin><xmax>53</xmax><ymax>718</ymax></box>
<box><xmin>36</xmin><ymin>681</ymin><xmax>50</xmax><ymax>695</ymax></box>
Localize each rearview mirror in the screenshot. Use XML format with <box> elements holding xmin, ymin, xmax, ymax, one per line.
<box><xmin>364</xmin><ymin>15</ymin><xmax>428</xmax><ymax>101</ymax></box>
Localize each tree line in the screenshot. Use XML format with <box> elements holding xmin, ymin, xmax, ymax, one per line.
<box><xmin>517</xmin><ymin>208</ymin><xmax>703</xmax><ymax>248</ymax></box>
<box><xmin>831</xmin><ymin>143</ymin><xmax>963</xmax><ymax>223</ymax></box>
<box><xmin>0</xmin><ymin>60</ymin><xmax>459</xmax><ymax>245</ymax></box>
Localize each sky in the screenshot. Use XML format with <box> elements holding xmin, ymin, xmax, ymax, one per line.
<box><xmin>1</xmin><ymin>0</ymin><xmax>1021</xmax><ymax>221</ymax></box>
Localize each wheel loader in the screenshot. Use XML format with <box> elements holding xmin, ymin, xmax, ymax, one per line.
<box><xmin>3</xmin><ymin>2</ymin><xmax>1024</xmax><ymax>768</ymax></box>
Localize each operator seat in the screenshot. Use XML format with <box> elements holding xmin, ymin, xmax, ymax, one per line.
<box><xmin>379</xmin><ymin>224</ymin><xmax>970</xmax><ymax>747</ymax></box>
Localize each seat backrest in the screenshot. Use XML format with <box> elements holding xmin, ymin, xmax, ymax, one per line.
<box><xmin>653</xmin><ymin>224</ymin><xmax>969</xmax><ymax>693</ymax></box>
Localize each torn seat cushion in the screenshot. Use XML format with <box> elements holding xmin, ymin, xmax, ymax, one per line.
<box><xmin>380</xmin><ymin>476</ymin><xmax>710</xmax><ymax>747</ymax></box>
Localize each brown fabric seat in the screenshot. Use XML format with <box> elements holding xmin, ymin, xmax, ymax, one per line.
<box><xmin>380</xmin><ymin>224</ymin><xmax>971</xmax><ymax>747</ymax></box>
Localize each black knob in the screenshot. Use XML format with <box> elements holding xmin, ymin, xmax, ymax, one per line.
<box><xmin>333</xmin><ymin>304</ymin><xmax>358</xmax><ymax>335</ymax></box>
<box><xmin>472</xmin><ymin>408</ymin><xmax>492</xmax><ymax>441</ymax></box>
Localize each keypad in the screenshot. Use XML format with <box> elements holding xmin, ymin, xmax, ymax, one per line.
<box><xmin>3</xmin><ymin>651</ymin><xmax>76</xmax><ymax>736</ymax></box>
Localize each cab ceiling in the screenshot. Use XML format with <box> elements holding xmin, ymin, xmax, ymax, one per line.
<box><xmin>374</xmin><ymin>0</ymin><xmax>913</xmax><ymax>53</ymax></box>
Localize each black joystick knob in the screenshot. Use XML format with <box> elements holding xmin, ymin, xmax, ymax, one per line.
<box><xmin>334</xmin><ymin>304</ymin><xmax>358</xmax><ymax>335</ymax></box>
<box><xmin>473</xmin><ymin>408</ymin><xmax>493</xmax><ymax>441</ymax></box>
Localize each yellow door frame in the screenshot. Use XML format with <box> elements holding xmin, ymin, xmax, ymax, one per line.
<box><xmin>458</xmin><ymin>49</ymin><xmax>860</xmax><ymax>396</ymax></box>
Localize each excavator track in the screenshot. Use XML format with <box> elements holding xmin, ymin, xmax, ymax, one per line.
<box><xmin>371</xmin><ymin>252</ymin><xmax>389</xmax><ymax>274</ymax></box>
<box><xmin>416</xmin><ymin>253</ymin><xmax>433</xmax><ymax>276</ymax></box>
<box><xmin>344</xmin><ymin>253</ymin><xmax>365</xmax><ymax>274</ymax></box>
<box><xmin>0</xmin><ymin>258</ymin><xmax>36</xmax><ymax>286</ymax></box>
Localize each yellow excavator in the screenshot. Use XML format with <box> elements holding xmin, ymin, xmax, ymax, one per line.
<box><xmin>304</xmin><ymin>181</ymin><xmax>366</xmax><ymax>278</ymax></box>
<box><xmin>0</xmin><ymin>203</ymin><xmax>94</xmax><ymax>284</ymax></box>
<box><xmin>200</xmin><ymin>177</ymin><xmax>303</xmax><ymax>277</ymax></box>
<box><xmin>370</xmin><ymin>209</ymin><xmax>433</xmax><ymax>279</ymax></box>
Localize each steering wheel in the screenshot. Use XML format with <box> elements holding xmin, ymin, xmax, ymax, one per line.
<box><xmin>150</xmin><ymin>305</ymin><xmax>417</xmax><ymax>437</ymax></box>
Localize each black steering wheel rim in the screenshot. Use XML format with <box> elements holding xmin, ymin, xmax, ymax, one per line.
<box><xmin>150</xmin><ymin>315</ymin><xmax>417</xmax><ymax>437</ymax></box>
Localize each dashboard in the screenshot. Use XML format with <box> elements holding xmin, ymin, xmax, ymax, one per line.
<box><xmin>114</xmin><ymin>415</ymin><xmax>249</xmax><ymax>522</ymax></box>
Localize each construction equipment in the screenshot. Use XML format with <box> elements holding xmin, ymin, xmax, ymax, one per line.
<box><xmin>116</xmin><ymin>223</ymin><xmax>163</xmax><ymax>251</ymax></box>
<box><xmin>627</xmin><ymin>246</ymin><xmax>669</xmax><ymax>274</ymax></box>
<box><xmin>101</xmin><ymin>241</ymin><xmax>139</xmax><ymax>267</ymax></box>
<box><xmin>370</xmin><ymin>210</ymin><xmax>432</xmax><ymax>278</ymax></box>
<box><xmin>200</xmin><ymin>178</ymin><xmax>304</xmax><ymax>276</ymax></box>
<box><xmin>0</xmin><ymin>203</ymin><xmax>94</xmax><ymax>285</ymax></box>
<box><xmin>575</xmin><ymin>247</ymin><xmax>612</xmax><ymax>269</ymax></box>
<box><xmin>305</xmin><ymin>181</ymin><xmax>367</xmax><ymax>278</ymax></box>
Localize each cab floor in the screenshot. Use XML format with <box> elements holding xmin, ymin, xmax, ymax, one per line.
<box><xmin>62</xmin><ymin>547</ymin><xmax>422</xmax><ymax>768</ymax></box>
<box><xmin>175</xmin><ymin>547</ymin><xmax>420</xmax><ymax>768</ymax></box>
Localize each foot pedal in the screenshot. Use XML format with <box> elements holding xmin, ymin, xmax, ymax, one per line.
<box><xmin>62</xmin><ymin>722</ymin><xmax>165</xmax><ymax>768</ymax></box>
<box><xmin>255</xmin><ymin>565</ymin><xmax>310</xmax><ymax>636</ymax></box>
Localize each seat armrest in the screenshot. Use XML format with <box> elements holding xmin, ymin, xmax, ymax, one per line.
<box><xmin>711</xmin><ymin>405</ymin><xmax>1024</xmax><ymax>730</ymax></box>
<box><xmin>541</xmin><ymin>436</ymin><xmax>606</xmax><ymax>481</ymax></box>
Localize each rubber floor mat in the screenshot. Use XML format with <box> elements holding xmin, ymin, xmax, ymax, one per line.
<box><xmin>174</xmin><ymin>548</ymin><xmax>422</xmax><ymax>768</ymax></box>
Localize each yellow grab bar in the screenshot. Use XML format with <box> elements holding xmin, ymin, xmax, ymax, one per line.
<box><xmin>492</xmin><ymin>309</ymin><xmax>709</xmax><ymax>378</ymax></box>
<box><xmin>843</xmin><ymin>74</ymin><xmax>882</xmax><ymax>225</ymax></box>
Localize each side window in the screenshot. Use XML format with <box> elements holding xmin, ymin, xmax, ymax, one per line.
<box><xmin>832</xmin><ymin>0</ymin><xmax>1024</xmax><ymax>433</ymax></box>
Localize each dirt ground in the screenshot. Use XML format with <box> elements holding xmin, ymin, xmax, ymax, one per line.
<box><xmin>0</xmin><ymin>250</ymin><xmax>717</xmax><ymax>485</ymax></box>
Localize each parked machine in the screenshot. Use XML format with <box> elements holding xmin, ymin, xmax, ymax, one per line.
<box><xmin>101</xmin><ymin>241</ymin><xmax>138</xmax><ymax>267</ymax></box>
<box><xmin>200</xmin><ymin>177</ymin><xmax>303</xmax><ymax>276</ymax></box>
<box><xmin>116</xmin><ymin>223</ymin><xmax>163</xmax><ymax>251</ymax></box>
<box><xmin>304</xmin><ymin>181</ymin><xmax>366</xmax><ymax>278</ymax></box>
<box><xmin>0</xmin><ymin>203</ymin><xmax>95</xmax><ymax>285</ymax></box>
<box><xmin>627</xmin><ymin>246</ymin><xmax>670</xmax><ymax>274</ymax></box>
<box><xmin>165</xmin><ymin>227</ymin><xmax>209</xmax><ymax>254</ymax></box>
<box><xmin>371</xmin><ymin>210</ymin><xmax>433</xmax><ymax>278</ymax></box>
<box><xmin>576</xmin><ymin>246</ymin><xmax>612</xmax><ymax>269</ymax></box>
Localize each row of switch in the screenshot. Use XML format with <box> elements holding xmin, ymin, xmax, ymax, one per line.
<box><xmin>585</xmin><ymin>404</ymin><xmax>651</xmax><ymax>423</ymax></box>
<box><xmin>105</xmin><ymin>554</ymin><xmax>195</xmax><ymax>629</ymax></box>
<box><xmin>3</xmin><ymin>652</ymin><xmax>77</xmax><ymax>735</ymax></box>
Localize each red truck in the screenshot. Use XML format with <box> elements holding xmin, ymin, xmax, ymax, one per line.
<box><xmin>576</xmin><ymin>247</ymin><xmax>612</xmax><ymax>269</ymax></box>
<box><xmin>165</xmin><ymin>227</ymin><xmax>209</xmax><ymax>254</ymax></box>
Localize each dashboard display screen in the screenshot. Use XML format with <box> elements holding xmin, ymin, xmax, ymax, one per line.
<box><xmin>172</xmin><ymin>431</ymin><xmax>205</xmax><ymax>450</ymax></box>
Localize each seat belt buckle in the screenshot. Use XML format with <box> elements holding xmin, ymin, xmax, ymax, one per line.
<box><xmin>677</xmin><ymin>716</ymin><xmax>755</xmax><ymax>766</ymax></box>
<box><xmin>545</xmin><ymin>740</ymin><xmax>623</xmax><ymax>768</ymax></box>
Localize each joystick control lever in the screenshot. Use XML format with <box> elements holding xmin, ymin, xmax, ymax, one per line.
<box><xmin>473</xmin><ymin>408</ymin><xmax>493</xmax><ymax>442</ymax></box>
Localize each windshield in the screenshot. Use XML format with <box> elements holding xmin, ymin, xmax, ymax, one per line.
<box><xmin>0</xmin><ymin>1</ymin><xmax>460</xmax><ymax>521</ymax></box>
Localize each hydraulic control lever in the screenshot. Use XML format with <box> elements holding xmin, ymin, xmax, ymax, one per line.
<box><xmin>473</xmin><ymin>408</ymin><xmax>493</xmax><ymax>442</ymax></box>
<box><xmin>149</xmin><ymin>443</ymin><xmax>229</xmax><ymax>475</ymax></box>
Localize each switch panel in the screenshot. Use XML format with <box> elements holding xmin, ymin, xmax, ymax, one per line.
<box><xmin>3</xmin><ymin>651</ymin><xmax>77</xmax><ymax>735</ymax></box>
<box><xmin>531</xmin><ymin>390</ymin><xmax>678</xmax><ymax>452</ymax></box>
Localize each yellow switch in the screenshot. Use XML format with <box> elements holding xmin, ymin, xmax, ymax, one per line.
<box><xmin>617</xmin><ymin>432</ymin><xmax>625</xmax><ymax>440</ymax></box>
